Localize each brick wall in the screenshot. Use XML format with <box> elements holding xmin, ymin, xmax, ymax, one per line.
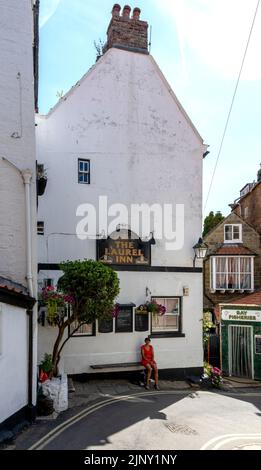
<box><xmin>233</xmin><ymin>183</ymin><xmax>261</xmax><ymax>235</ymax></box>
<box><xmin>203</xmin><ymin>212</ymin><xmax>261</xmax><ymax>310</ymax></box>
<box><xmin>105</xmin><ymin>5</ymin><xmax>148</xmax><ymax>53</ymax></box>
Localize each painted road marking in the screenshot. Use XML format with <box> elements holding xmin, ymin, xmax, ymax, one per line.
<box><xmin>201</xmin><ymin>434</ymin><xmax>261</xmax><ymax>450</ymax></box>
<box><xmin>30</xmin><ymin>390</ymin><xmax>194</xmax><ymax>450</ymax></box>
<box><xmin>29</xmin><ymin>390</ymin><xmax>261</xmax><ymax>450</ymax></box>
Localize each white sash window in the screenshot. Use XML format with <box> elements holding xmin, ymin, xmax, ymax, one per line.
<box><xmin>211</xmin><ymin>256</ymin><xmax>254</xmax><ymax>292</ymax></box>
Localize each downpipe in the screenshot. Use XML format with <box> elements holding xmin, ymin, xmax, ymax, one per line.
<box><xmin>22</xmin><ymin>170</ymin><xmax>34</xmax><ymax>298</ymax></box>
<box><xmin>22</xmin><ymin>170</ymin><xmax>36</xmax><ymax>422</ymax></box>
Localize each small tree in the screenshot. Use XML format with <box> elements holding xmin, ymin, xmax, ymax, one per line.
<box><xmin>203</xmin><ymin>211</ymin><xmax>224</xmax><ymax>237</ymax></box>
<box><xmin>40</xmin><ymin>260</ymin><xmax>120</xmax><ymax>377</ymax></box>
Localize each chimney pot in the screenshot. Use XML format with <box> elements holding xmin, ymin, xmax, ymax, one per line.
<box><xmin>132</xmin><ymin>7</ymin><xmax>141</xmax><ymax>20</ymax></box>
<box><xmin>112</xmin><ymin>4</ymin><xmax>121</xmax><ymax>17</ymax></box>
<box><xmin>122</xmin><ymin>5</ymin><xmax>131</xmax><ymax>18</ymax></box>
<box><xmin>106</xmin><ymin>4</ymin><xmax>148</xmax><ymax>53</ymax></box>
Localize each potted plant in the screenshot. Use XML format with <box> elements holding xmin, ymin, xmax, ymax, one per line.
<box><xmin>37</xmin><ymin>164</ymin><xmax>47</xmax><ymax>196</ymax></box>
<box><xmin>39</xmin><ymin>353</ymin><xmax>53</xmax><ymax>382</ymax></box>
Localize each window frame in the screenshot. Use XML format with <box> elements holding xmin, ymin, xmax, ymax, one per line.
<box><xmin>68</xmin><ymin>306</ymin><xmax>96</xmax><ymax>337</ymax></box>
<box><xmin>98</xmin><ymin>317</ymin><xmax>114</xmax><ymax>334</ymax></box>
<box><xmin>78</xmin><ymin>158</ymin><xmax>90</xmax><ymax>185</ymax></box>
<box><xmin>37</xmin><ymin>221</ymin><xmax>44</xmax><ymax>235</ymax></box>
<box><xmin>115</xmin><ymin>305</ymin><xmax>134</xmax><ymax>333</ymax></box>
<box><xmin>210</xmin><ymin>256</ymin><xmax>254</xmax><ymax>292</ymax></box>
<box><xmin>224</xmin><ymin>224</ymin><xmax>242</xmax><ymax>243</ymax></box>
<box><xmin>150</xmin><ymin>296</ymin><xmax>184</xmax><ymax>338</ymax></box>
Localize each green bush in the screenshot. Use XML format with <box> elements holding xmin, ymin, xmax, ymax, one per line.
<box><xmin>39</xmin><ymin>353</ymin><xmax>53</xmax><ymax>374</ymax></box>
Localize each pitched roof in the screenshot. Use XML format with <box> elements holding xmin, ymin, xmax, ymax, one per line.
<box><xmin>221</xmin><ymin>291</ymin><xmax>261</xmax><ymax>307</ymax></box>
<box><xmin>0</xmin><ymin>276</ymin><xmax>29</xmax><ymax>295</ymax></box>
<box><xmin>213</xmin><ymin>244</ymin><xmax>256</xmax><ymax>256</ymax></box>
<box><xmin>42</xmin><ymin>48</ymin><xmax>205</xmax><ymax>145</ymax></box>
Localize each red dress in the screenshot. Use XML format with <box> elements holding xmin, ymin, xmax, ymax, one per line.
<box><xmin>141</xmin><ymin>345</ymin><xmax>157</xmax><ymax>367</ymax></box>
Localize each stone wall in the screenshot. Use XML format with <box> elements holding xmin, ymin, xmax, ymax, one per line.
<box><xmin>233</xmin><ymin>183</ymin><xmax>261</xmax><ymax>235</ymax></box>
<box><xmin>204</xmin><ymin>212</ymin><xmax>261</xmax><ymax>310</ymax></box>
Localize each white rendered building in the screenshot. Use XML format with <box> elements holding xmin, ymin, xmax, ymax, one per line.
<box><xmin>0</xmin><ymin>0</ymin><xmax>38</xmax><ymax>430</ymax></box>
<box><xmin>37</xmin><ymin>5</ymin><xmax>207</xmax><ymax>379</ymax></box>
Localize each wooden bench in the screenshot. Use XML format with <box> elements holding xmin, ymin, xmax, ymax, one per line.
<box><xmin>90</xmin><ymin>362</ymin><xmax>143</xmax><ymax>370</ymax></box>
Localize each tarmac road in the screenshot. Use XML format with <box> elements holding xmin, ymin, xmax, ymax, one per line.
<box><xmin>18</xmin><ymin>389</ymin><xmax>261</xmax><ymax>451</ymax></box>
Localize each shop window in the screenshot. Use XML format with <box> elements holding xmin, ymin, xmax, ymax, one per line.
<box><xmin>115</xmin><ymin>305</ymin><xmax>133</xmax><ymax>333</ymax></box>
<box><xmin>255</xmin><ymin>336</ymin><xmax>261</xmax><ymax>355</ymax></box>
<box><xmin>151</xmin><ymin>297</ymin><xmax>180</xmax><ymax>333</ymax></box>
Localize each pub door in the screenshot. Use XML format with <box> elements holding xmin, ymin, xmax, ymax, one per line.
<box><xmin>228</xmin><ymin>325</ymin><xmax>253</xmax><ymax>379</ymax></box>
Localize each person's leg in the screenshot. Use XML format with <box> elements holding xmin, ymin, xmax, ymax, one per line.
<box><xmin>145</xmin><ymin>364</ymin><xmax>152</xmax><ymax>388</ymax></box>
<box><xmin>152</xmin><ymin>364</ymin><xmax>159</xmax><ymax>387</ymax></box>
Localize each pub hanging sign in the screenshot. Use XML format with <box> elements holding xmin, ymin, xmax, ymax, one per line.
<box><xmin>97</xmin><ymin>236</ymin><xmax>151</xmax><ymax>266</ymax></box>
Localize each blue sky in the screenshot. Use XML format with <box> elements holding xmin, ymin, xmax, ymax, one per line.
<box><xmin>39</xmin><ymin>0</ymin><xmax>261</xmax><ymax>218</ymax></box>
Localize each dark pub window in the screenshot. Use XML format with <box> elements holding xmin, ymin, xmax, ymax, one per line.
<box><xmin>98</xmin><ymin>317</ymin><xmax>113</xmax><ymax>333</ymax></box>
<box><xmin>115</xmin><ymin>305</ymin><xmax>134</xmax><ymax>333</ymax></box>
<box><xmin>135</xmin><ymin>313</ymin><xmax>149</xmax><ymax>332</ymax></box>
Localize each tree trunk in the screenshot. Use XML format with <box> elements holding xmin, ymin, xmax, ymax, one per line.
<box><xmin>51</xmin><ymin>324</ymin><xmax>66</xmax><ymax>377</ymax></box>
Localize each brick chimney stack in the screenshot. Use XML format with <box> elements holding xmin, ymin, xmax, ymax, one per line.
<box><xmin>104</xmin><ymin>4</ymin><xmax>149</xmax><ymax>54</ymax></box>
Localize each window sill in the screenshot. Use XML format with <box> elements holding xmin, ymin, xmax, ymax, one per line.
<box><xmin>151</xmin><ymin>332</ymin><xmax>185</xmax><ymax>338</ymax></box>
<box><xmin>212</xmin><ymin>288</ymin><xmax>254</xmax><ymax>293</ymax></box>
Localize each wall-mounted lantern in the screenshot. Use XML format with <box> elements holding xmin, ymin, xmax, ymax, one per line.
<box><xmin>193</xmin><ymin>238</ymin><xmax>208</xmax><ymax>267</ymax></box>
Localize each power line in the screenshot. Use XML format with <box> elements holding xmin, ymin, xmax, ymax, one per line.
<box><xmin>204</xmin><ymin>0</ymin><xmax>260</xmax><ymax>212</ymax></box>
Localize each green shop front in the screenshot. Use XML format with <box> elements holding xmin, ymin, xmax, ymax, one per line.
<box><xmin>220</xmin><ymin>299</ymin><xmax>261</xmax><ymax>380</ymax></box>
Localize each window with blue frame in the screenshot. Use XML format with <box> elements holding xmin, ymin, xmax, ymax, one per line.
<box><xmin>78</xmin><ymin>159</ymin><xmax>90</xmax><ymax>184</ymax></box>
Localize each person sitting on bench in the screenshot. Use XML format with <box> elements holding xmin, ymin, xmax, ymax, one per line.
<box><xmin>141</xmin><ymin>337</ymin><xmax>159</xmax><ymax>390</ymax></box>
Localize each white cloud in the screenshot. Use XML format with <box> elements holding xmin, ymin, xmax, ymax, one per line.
<box><xmin>153</xmin><ymin>0</ymin><xmax>261</xmax><ymax>80</ymax></box>
<box><xmin>39</xmin><ymin>0</ymin><xmax>62</xmax><ymax>28</ymax></box>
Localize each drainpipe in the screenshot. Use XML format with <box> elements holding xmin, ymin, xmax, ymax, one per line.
<box><xmin>21</xmin><ymin>170</ymin><xmax>34</xmax><ymax>298</ymax></box>
<box><xmin>21</xmin><ymin>170</ymin><xmax>36</xmax><ymax>422</ymax></box>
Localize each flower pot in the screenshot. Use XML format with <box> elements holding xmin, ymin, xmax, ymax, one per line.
<box><xmin>37</xmin><ymin>177</ymin><xmax>47</xmax><ymax>196</ymax></box>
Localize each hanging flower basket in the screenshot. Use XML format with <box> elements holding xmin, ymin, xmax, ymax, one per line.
<box><xmin>37</xmin><ymin>176</ymin><xmax>47</xmax><ymax>196</ymax></box>
<box><xmin>135</xmin><ymin>301</ymin><xmax>166</xmax><ymax>316</ymax></box>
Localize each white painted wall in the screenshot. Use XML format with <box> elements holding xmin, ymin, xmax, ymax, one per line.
<box><xmin>0</xmin><ymin>0</ymin><xmax>37</xmax><ymax>286</ymax></box>
<box><xmin>37</xmin><ymin>47</ymin><xmax>205</xmax><ymax>373</ymax></box>
<box><xmin>0</xmin><ymin>303</ymin><xmax>28</xmax><ymax>423</ymax></box>
<box><xmin>38</xmin><ymin>271</ymin><xmax>203</xmax><ymax>374</ymax></box>
<box><xmin>0</xmin><ymin>0</ymin><xmax>38</xmax><ymax>422</ymax></box>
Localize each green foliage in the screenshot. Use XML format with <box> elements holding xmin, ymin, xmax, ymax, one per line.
<box><xmin>203</xmin><ymin>211</ymin><xmax>225</xmax><ymax>237</ymax></box>
<box><xmin>39</xmin><ymin>354</ymin><xmax>53</xmax><ymax>374</ymax></box>
<box><xmin>204</xmin><ymin>362</ymin><xmax>223</xmax><ymax>388</ymax></box>
<box><xmin>203</xmin><ymin>311</ymin><xmax>214</xmax><ymax>344</ymax></box>
<box><xmin>58</xmin><ymin>259</ymin><xmax>120</xmax><ymax>324</ymax></box>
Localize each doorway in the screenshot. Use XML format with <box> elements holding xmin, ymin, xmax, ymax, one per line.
<box><xmin>228</xmin><ymin>325</ymin><xmax>253</xmax><ymax>379</ymax></box>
